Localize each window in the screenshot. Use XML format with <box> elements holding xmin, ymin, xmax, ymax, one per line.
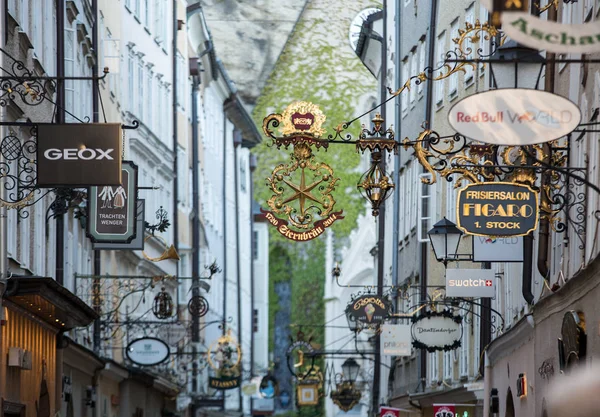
<box><xmin>128</xmin><ymin>50</ymin><xmax>134</xmax><ymax>110</ymax></box>
<box><xmin>443</xmin><ymin>350</ymin><xmax>453</xmax><ymax>380</ymax></box>
<box><xmin>448</xmin><ymin>19</ymin><xmax>459</xmax><ymax>97</ymax></box>
<box><xmin>144</xmin><ymin>0</ymin><xmax>150</xmax><ymax>27</ymax></box>
<box><xmin>417</xmin><ymin>172</ymin><xmax>435</xmax><ymax>242</ymax></box>
<box><xmin>138</xmin><ymin>58</ymin><xmax>144</xmax><ymax>117</ymax></box>
<box><xmin>146</xmin><ymin>69</ymin><xmax>153</xmax><ymax>127</ymax></box>
<box><xmin>479</xmin><ymin>4</ymin><xmax>489</xmax><ymax>74</ymax></box>
<box><xmin>252</xmin><ymin>231</ymin><xmax>259</xmax><ymax>260</ymax></box>
<box><xmin>64</xmin><ymin>24</ymin><xmax>76</xmax><ymax>122</ymax></box>
<box><xmin>435</xmin><ymin>31</ymin><xmax>446</xmax><ymax>105</ymax></box>
<box><xmin>410</xmin><ymin>51</ymin><xmax>417</xmax><ymax>104</ymax></box>
<box><xmin>125</xmin><ymin>0</ymin><xmax>131</xmax><ymax>11</ymax></box>
<box><xmin>240</xmin><ymin>159</ymin><xmax>247</xmax><ymax>192</ymax></box>
<box><xmin>445</xmin><ymin>180</ymin><xmax>458</xmax><ymax>222</ymax></box>
<box><xmin>176</xmin><ymin>53</ymin><xmax>186</xmax><ymax>109</ymax></box>
<box><xmin>134</xmin><ymin>0</ymin><xmax>141</xmax><ymax>19</ymax></box>
<box><xmin>465</xmin><ymin>4</ymin><xmax>475</xmax><ymax>83</ymax></box>
<box><xmin>460</xmin><ymin>312</ymin><xmax>470</xmax><ymax>376</ymax></box>
<box><xmin>429</xmin><ymin>352</ymin><xmax>439</xmax><ymax>383</ymax></box>
<box><xmin>401</xmin><ymin>58</ymin><xmax>409</xmax><ymax>115</ymax></box>
<box><xmin>177</xmin><ymin>146</ymin><xmax>188</xmax><ymax>209</ymax></box>
<box><xmin>418</xmin><ymin>39</ymin><xmax>426</xmax><ymax>95</ymax></box>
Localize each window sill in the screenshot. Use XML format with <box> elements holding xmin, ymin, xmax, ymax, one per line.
<box><xmin>125</xmin><ymin>5</ymin><xmax>132</xmax><ymax>13</ymax></box>
<box><xmin>144</xmin><ymin>27</ymin><xmax>151</xmax><ymax>35</ymax></box>
<box><xmin>134</xmin><ymin>15</ymin><xmax>141</xmax><ymax>24</ymax></box>
<box><xmin>448</xmin><ymin>89</ymin><xmax>458</xmax><ymax>102</ymax></box>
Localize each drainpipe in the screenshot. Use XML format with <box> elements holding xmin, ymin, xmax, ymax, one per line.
<box><xmin>172</xmin><ymin>0</ymin><xmax>179</xmax><ymax>267</ymax></box>
<box><xmin>0</xmin><ymin>0</ymin><xmax>8</xmax><ymax>387</ymax></box>
<box><xmin>190</xmin><ymin>75</ymin><xmax>200</xmax><ymax>401</ymax></box>
<box><xmin>222</xmin><ymin>112</ymin><xmax>227</xmax><ymax>339</ymax></box>
<box><xmin>537</xmin><ymin>4</ymin><xmax>557</xmax><ymax>281</ymax></box>
<box><xmin>55</xmin><ymin>1</ymin><xmax>66</xmax><ymax>413</ymax></box>
<box><xmin>249</xmin><ymin>154</ymin><xmax>257</xmax><ymax>415</ymax></box>
<box><xmin>372</xmin><ymin>0</ymin><xmax>387</xmax><ymax>413</ymax></box>
<box><xmin>233</xmin><ymin>130</ymin><xmax>242</xmax><ymax>412</ymax></box>
<box><xmin>55</xmin><ymin>0</ymin><xmax>66</xmax><ymax>287</ymax></box>
<box><xmin>420</xmin><ymin>0</ymin><xmax>439</xmax><ymax>391</ymax></box>
<box><xmin>483</xmin><ymin>351</ymin><xmax>491</xmax><ymax>417</ymax></box>
<box><xmin>92</xmin><ymin>0</ymin><xmax>101</xmax><ymax>355</ymax></box>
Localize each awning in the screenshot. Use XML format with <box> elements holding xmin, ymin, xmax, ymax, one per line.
<box><xmin>5</xmin><ymin>277</ymin><xmax>98</xmax><ymax>330</ymax></box>
<box><xmin>408</xmin><ymin>385</ymin><xmax>480</xmax><ymax>408</ymax></box>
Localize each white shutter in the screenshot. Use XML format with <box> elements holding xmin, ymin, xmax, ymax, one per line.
<box><xmin>417</xmin><ymin>172</ymin><xmax>435</xmax><ymax>242</ymax></box>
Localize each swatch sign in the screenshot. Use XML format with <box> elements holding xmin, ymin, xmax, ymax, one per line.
<box><xmin>449</xmin><ymin>89</ymin><xmax>581</xmax><ymax>146</ymax></box>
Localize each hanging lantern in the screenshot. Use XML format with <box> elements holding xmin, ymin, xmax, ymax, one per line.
<box><xmin>152</xmin><ymin>287</ymin><xmax>173</xmax><ymax>319</ymax></box>
<box><xmin>356</xmin><ymin>114</ymin><xmax>397</xmax><ymax>217</ymax></box>
<box><xmin>188</xmin><ymin>295</ymin><xmax>209</xmax><ymax>317</ymax></box>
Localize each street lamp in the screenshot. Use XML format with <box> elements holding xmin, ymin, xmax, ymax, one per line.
<box><xmin>341</xmin><ymin>358</ymin><xmax>360</xmax><ymax>383</ymax></box>
<box><xmin>489</xmin><ymin>39</ymin><xmax>545</xmax><ymax>89</ymax></box>
<box><xmin>427</xmin><ymin>217</ymin><xmax>463</xmax><ymax>266</ymax></box>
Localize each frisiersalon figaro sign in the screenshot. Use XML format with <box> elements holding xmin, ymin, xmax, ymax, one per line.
<box><xmin>449</xmin><ymin>89</ymin><xmax>581</xmax><ymax>146</ymax></box>
<box><xmin>36</xmin><ymin>123</ymin><xmax>122</xmax><ymax>187</ymax></box>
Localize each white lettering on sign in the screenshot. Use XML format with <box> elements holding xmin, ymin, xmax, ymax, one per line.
<box><xmin>44</xmin><ymin>148</ymin><xmax>115</xmax><ymax>160</ymax></box>
<box><xmin>446</xmin><ymin>269</ymin><xmax>496</xmax><ymax>298</ymax></box>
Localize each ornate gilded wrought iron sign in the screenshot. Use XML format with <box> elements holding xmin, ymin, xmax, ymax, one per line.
<box><xmin>346</xmin><ymin>294</ymin><xmax>392</xmax><ymax>326</ymax></box>
<box><xmin>262</xmin><ymin>102</ymin><xmax>343</xmax><ymax>241</ymax></box>
<box><xmin>207</xmin><ymin>330</ymin><xmax>242</xmax><ymax>390</ymax></box>
<box><xmin>330</xmin><ymin>383</ymin><xmax>361</xmax><ymax>412</ymax></box>
<box><xmin>456</xmin><ymin>182</ymin><xmax>539</xmax><ymax>237</ymax></box>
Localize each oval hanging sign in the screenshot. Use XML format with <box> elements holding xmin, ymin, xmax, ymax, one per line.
<box><xmin>347</xmin><ymin>294</ymin><xmax>392</xmax><ymax>325</ymax></box>
<box><xmin>448</xmin><ymin>89</ymin><xmax>581</xmax><ymax>146</ymax></box>
<box><xmin>126</xmin><ymin>337</ymin><xmax>170</xmax><ymax>366</ymax></box>
<box><xmin>411</xmin><ymin>311</ymin><xmax>462</xmax><ymax>352</ymax></box>
<box><xmin>456</xmin><ymin>182</ymin><xmax>539</xmax><ymax>237</ymax></box>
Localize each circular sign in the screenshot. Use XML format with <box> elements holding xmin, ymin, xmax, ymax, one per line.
<box><xmin>188</xmin><ymin>295</ymin><xmax>209</xmax><ymax>317</ymax></box>
<box><xmin>126</xmin><ymin>337</ymin><xmax>170</xmax><ymax>366</ymax></box>
<box><xmin>448</xmin><ymin>89</ymin><xmax>581</xmax><ymax>145</ymax></box>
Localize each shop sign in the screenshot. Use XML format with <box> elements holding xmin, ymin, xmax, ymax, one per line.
<box><xmin>434</xmin><ymin>404</ymin><xmax>456</xmax><ymax>417</ymax></box>
<box><xmin>253</xmin><ymin>398</ymin><xmax>275</xmax><ymax>412</ymax></box>
<box><xmin>448</xmin><ymin>89</ymin><xmax>581</xmax><ymax>146</ymax></box>
<box><xmin>259</xmin><ymin>375</ymin><xmax>279</xmax><ymax>399</ymax></box>
<box><xmin>347</xmin><ymin>294</ymin><xmax>392</xmax><ymax>325</ymax></box>
<box><xmin>207</xmin><ymin>330</ymin><xmax>242</xmax><ymax>390</ymax></box>
<box><xmin>380</xmin><ymin>406</ymin><xmax>401</xmax><ymax>417</ymax></box>
<box><xmin>125</xmin><ymin>337</ymin><xmax>170</xmax><ymax>366</ymax></box>
<box><xmin>93</xmin><ymin>199</ymin><xmax>145</xmax><ymax>250</ymax></box>
<box><xmin>36</xmin><ymin>123</ymin><xmax>122</xmax><ymax>187</ymax></box>
<box><xmin>209</xmin><ymin>376</ymin><xmax>241</xmax><ymax>390</ymax></box>
<box><xmin>261</xmin><ymin>208</ymin><xmax>344</xmax><ymax>242</ymax></box>
<box><xmin>411</xmin><ymin>311</ymin><xmax>462</xmax><ymax>352</ymax></box>
<box><xmin>330</xmin><ymin>386</ymin><xmax>361</xmax><ymax>412</ymax></box>
<box><xmin>456</xmin><ymin>182</ymin><xmax>539</xmax><ymax>237</ymax></box>
<box><xmin>381</xmin><ymin>324</ymin><xmax>411</xmax><ymax>357</ymax></box>
<box><xmin>297</xmin><ymin>384</ymin><xmax>319</xmax><ymax>406</ymax></box>
<box><xmin>87</xmin><ymin>161</ymin><xmax>138</xmax><ymax>243</ymax></box>
<box><xmin>473</xmin><ymin>235</ymin><xmax>523</xmax><ymax>262</ymax></box>
<box><xmin>446</xmin><ymin>269</ymin><xmax>495</xmax><ymax>298</ymax></box>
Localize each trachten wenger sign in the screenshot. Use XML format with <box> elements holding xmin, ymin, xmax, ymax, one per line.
<box><xmin>456</xmin><ymin>182</ymin><xmax>539</xmax><ymax>237</ymax></box>
<box><xmin>411</xmin><ymin>311</ymin><xmax>462</xmax><ymax>352</ymax></box>
<box><xmin>36</xmin><ymin>123</ymin><xmax>122</xmax><ymax>187</ymax></box>
<box><xmin>448</xmin><ymin>89</ymin><xmax>581</xmax><ymax>146</ymax></box>
<box><xmin>446</xmin><ymin>269</ymin><xmax>496</xmax><ymax>298</ymax></box>
<box><xmin>126</xmin><ymin>337</ymin><xmax>170</xmax><ymax>366</ymax></box>
<box><xmin>87</xmin><ymin>161</ymin><xmax>138</xmax><ymax>243</ymax></box>
<box><xmin>93</xmin><ymin>199</ymin><xmax>145</xmax><ymax>250</ymax></box>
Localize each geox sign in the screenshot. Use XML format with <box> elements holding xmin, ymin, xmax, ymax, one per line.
<box><xmin>36</xmin><ymin>124</ymin><xmax>122</xmax><ymax>187</ymax></box>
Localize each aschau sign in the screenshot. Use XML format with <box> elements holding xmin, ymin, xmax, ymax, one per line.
<box><xmin>411</xmin><ymin>311</ymin><xmax>462</xmax><ymax>352</ymax></box>
<box><xmin>126</xmin><ymin>337</ymin><xmax>170</xmax><ymax>366</ymax></box>
<box><xmin>87</xmin><ymin>161</ymin><xmax>138</xmax><ymax>243</ymax></box>
<box><xmin>36</xmin><ymin>123</ymin><xmax>122</xmax><ymax>187</ymax></box>
<box><xmin>481</xmin><ymin>0</ymin><xmax>600</xmax><ymax>54</ymax></box>
<box><xmin>448</xmin><ymin>89</ymin><xmax>581</xmax><ymax>146</ymax></box>
<box><xmin>456</xmin><ymin>182</ymin><xmax>539</xmax><ymax>237</ymax></box>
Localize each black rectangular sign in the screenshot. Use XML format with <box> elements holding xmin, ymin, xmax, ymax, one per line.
<box><xmin>92</xmin><ymin>200</ymin><xmax>145</xmax><ymax>250</ymax></box>
<box><xmin>87</xmin><ymin>161</ymin><xmax>138</xmax><ymax>243</ymax></box>
<box><xmin>456</xmin><ymin>182</ymin><xmax>539</xmax><ymax>237</ymax></box>
<box><xmin>36</xmin><ymin>123</ymin><xmax>122</xmax><ymax>187</ymax></box>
